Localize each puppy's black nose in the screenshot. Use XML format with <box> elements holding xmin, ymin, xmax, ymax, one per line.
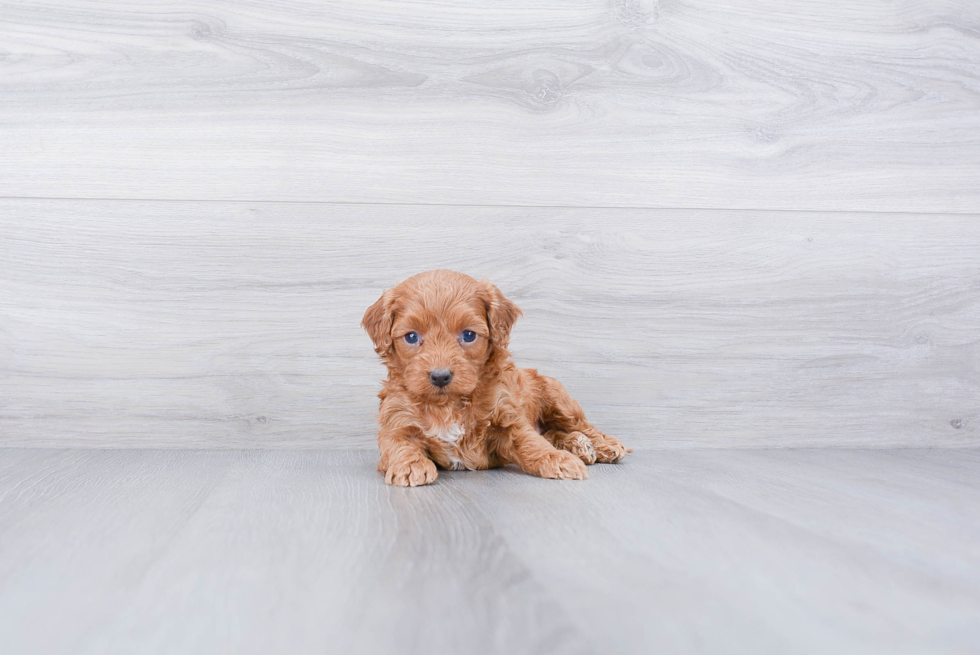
<box><xmin>429</xmin><ymin>368</ymin><xmax>453</xmax><ymax>388</ymax></box>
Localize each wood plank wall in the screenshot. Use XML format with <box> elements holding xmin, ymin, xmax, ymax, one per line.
<box><xmin>1</xmin><ymin>1</ymin><xmax>978</xmax><ymax>448</ymax></box>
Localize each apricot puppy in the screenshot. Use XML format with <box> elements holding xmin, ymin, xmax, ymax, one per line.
<box><xmin>362</xmin><ymin>270</ymin><xmax>627</xmax><ymax>487</ymax></box>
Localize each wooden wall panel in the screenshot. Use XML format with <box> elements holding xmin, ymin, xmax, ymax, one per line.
<box><xmin>1</xmin><ymin>1</ymin><xmax>979</xmax><ymax>211</ymax></box>
<box><xmin>1</xmin><ymin>199</ymin><xmax>976</xmax><ymax>448</ymax></box>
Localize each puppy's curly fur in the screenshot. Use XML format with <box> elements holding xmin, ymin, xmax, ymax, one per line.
<box><xmin>362</xmin><ymin>270</ymin><xmax>627</xmax><ymax>487</ymax></box>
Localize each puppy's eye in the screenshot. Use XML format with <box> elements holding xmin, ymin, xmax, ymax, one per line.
<box><xmin>461</xmin><ymin>330</ymin><xmax>477</xmax><ymax>343</ymax></box>
<box><xmin>404</xmin><ymin>332</ymin><xmax>419</xmax><ymax>345</ymax></box>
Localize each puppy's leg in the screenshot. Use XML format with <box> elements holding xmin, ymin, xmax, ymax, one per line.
<box><xmin>575</xmin><ymin>426</ymin><xmax>627</xmax><ymax>464</ymax></box>
<box><xmin>497</xmin><ymin>420</ymin><xmax>588</xmax><ymax>480</ymax></box>
<box><xmin>377</xmin><ymin>427</ymin><xmax>438</xmax><ymax>487</ymax></box>
<box><xmin>536</xmin><ymin>375</ymin><xmax>628</xmax><ymax>464</ymax></box>
<box><xmin>543</xmin><ymin>429</ymin><xmax>597</xmax><ymax>465</ymax></box>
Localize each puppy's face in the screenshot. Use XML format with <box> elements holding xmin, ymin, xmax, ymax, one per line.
<box><xmin>362</xmin><ymin>270</ymin><xmax>521</xmax><ymax>402</ymax></box>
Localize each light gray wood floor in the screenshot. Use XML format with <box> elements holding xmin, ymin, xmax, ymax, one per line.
<box><xmin>1</xmin><ymin>448</ymin><xmax>978</xmax><ymax>655</ymax></box>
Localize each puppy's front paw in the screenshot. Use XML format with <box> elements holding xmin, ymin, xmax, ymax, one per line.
<box><xmin>385</xmin><ymin>456</ymin><xmax>438</xmax><ymax>487</ymax></box>
<box><xmin>534</xmin><ymin>449</ymin><xmax>588</xmax><ymax>480</ymax></box>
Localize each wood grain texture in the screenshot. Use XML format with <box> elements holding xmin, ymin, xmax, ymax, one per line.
<box><xmin>1</xmin><ymin>199</ymin><xmax>977</xmax><ymax>449</ymax></box>
<box><xmin>2</xmin><ymin>1</ymin><xmax>979</xmax><ymax>211</ymax></box>
<box><xmin>0</xmin><ymin>449</ymin><xmax>978</xmax><ymax>654</ymax></box>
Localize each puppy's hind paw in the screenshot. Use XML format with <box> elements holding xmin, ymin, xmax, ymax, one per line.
<box><xmin>594</xmin><ymin>435</ymin><xmax>628</xmax><ymax>464</ymax></box>
<box><xmin>385</xmin><ymin>456</ymin><xmax>439</xmax><ymax>487</ymax></box>
<box><xmin>564</xmin><ymin>431</ymin><xmax>597</xmax><ymax>465</ymax></box>
<box><xmin>533</xmin><ymin>449</ymin><xmax>588</xmax><ymax>481</ymax></box>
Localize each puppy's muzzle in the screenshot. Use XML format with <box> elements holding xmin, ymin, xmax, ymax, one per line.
<box><xmin>429</xmin><ymin>368</ymin><xmax>453</xmax><ymax>388</ymax></box>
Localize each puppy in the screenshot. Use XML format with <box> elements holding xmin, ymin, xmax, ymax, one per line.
<box><xmin>362</xmin><ymin>270</ymin><xmax>628</xmax><ymax>487</ymax></box>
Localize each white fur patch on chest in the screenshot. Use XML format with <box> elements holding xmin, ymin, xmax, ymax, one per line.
<box><xmin>425</xmin><ymin>422</ymin><xmax>464</xmax><ymax>444</ymax></box>
<box><xmin>423</xmin><ymin>422</ymin><xmax>468</xmax><ymax>470</ymax></box>
<box><xmin>444</xmin><ymin>454</ymin><xmax>466</xmax><ymax>470</ymax></box>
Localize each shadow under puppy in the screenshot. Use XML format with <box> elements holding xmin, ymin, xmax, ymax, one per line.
<box><xmin>362</xmin><ymin>270</ymin><xmax>628</xmax><ymax>487</ymax></box>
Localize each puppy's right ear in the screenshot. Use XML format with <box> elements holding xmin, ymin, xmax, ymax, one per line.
<box><xmin>362</xmin><ymin>289</ymin><xmax>394</xmax><ymax>357</ymax></box>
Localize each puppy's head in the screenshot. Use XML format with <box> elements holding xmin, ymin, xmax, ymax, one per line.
<box><xmin>362</xmin><ymin>270</ymin><xmax>521</xmax><ymax>401</ymax></box>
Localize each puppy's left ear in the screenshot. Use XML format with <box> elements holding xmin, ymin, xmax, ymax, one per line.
<box><xmin>481</xmin><ymin>281</ymin><xmax>522</xmax><ymax>349</ymax></box>
<box><xmin>362</xmin><ymin>289</ymin><xmax>395</xmax><ymax>357</ymax></box>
